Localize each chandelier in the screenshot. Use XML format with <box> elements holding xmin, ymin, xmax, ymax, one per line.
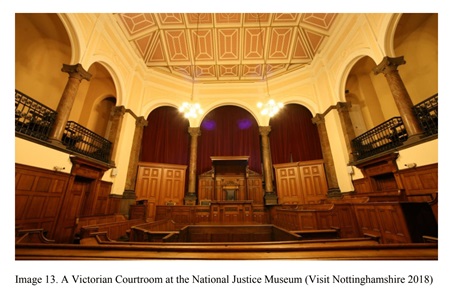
<box><xmin>257</xmin><ymin>99</ymin><xmax>284</xmax><ymax>117</ymax></box>
<box><xmin>179</xmin><ymin>102</ymin><xmax>203</xmax><ymax>118</ymax></box>
<box><xmin>179</xmin><ymin>13</ymin><xmax>203</xmax><ymax>119</ymax></box>
<box><xmin>256</xmin><ymin>13</ymin><xmax>283</xmax><ymax>117</ymax></box>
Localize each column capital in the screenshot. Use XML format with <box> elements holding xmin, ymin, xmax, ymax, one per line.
<box><xmin>336</xmin><ymin>101</ymin><xmax>351</xmax><ymax>112</ymax></box>
<box><xmin>259</xmin><ymin>126</ymin><xmax>271</xmax><ymax>136</ymax></box>
<box><xmin>61</xmin><ymin>63</ymin><xmax>92</xmax><ymax>81</ymax></box>
<box><xmin>112</xmin><ymin>106</ymin><xmax>126</xmax><ymax>117</ymax></box>
<box><xmin>136</xmin><ymin>116</ymin><xmax>148</xmax><ymax>127</ymax></box>
<box><xmin>373</xmin><ymin>56</ymin><xmax>406</xmax><ymax>75</ymax></box>
<box><xmin>188</xmin><ymin>127</ymin><xmax>201</xmax><ymax>137</ymax></box>
<box><xmin>311</xmin><ymin>113</ymin><xmax>325</xmax><ymax>125</ymax></box>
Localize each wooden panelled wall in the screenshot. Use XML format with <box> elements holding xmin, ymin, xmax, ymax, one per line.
<box><xmin>198</xmin><ymin>170</ymin><xmax>263</xmax><ymax>203</ymax></box>
<box><xmin>155</xmin><ymin>203</ymin><xmax>268</xmax><ymax>229</ymax></box>
<box><xmin>274</xmin><ymin>160</ymin><xmax>328</xmax><ymax>204</ymax></box>
<box><xmin>352</xmin><ymin>154</ymin><xmax>438</xmax><ymax>201</ymax></box>
<box><xmin>15</xmin><ymin>155</ymin><xmax>437</xmax><ymax>244</ymax></box>
<box><xmin>135</xmin><ymin>162</ymin><xmax>187</xmax><ymax>205</ymax></box>
<box><xmin>270</xmin><ymin>201</ymin><xmax>437</xmax><ymax>244</ymax></box>
<box><xmin>15</xmin><ymin>161</ymin><xmax>117</xmax><ymax>243</ymax></box>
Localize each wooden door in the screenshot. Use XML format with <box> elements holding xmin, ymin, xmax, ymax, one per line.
<box><xmin>161</xmin><ymin>167</ymin><xmax>186</xmax><ymax>204</ymax></box>
<box><xmin>274</xmin><ymin>165</ymin><xmax>302</xmax><ymax>203</ymax></box>
<box><xmin>54</xmin><ymin>177</ymin><xmax>91</xmax><ymax>243</ymax></box>
<box><xmin>298</xmin><ymin>162</ymin><xmax>328</xmax><ymax>203</ymax></box>
<box><xmin>135</xmin><ymin>165</ymin><xmax>163</xmax><ymax>203</ymax></box>
<box><xmin>135</xmin><ymin>162</ymin><xmax>187</xmax><ymax>205</ymax></box>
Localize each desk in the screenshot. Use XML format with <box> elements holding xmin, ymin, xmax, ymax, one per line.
<box><xmin>210</xmin><ymin>201</ymin><xmax>253</xmax><ymax>224</ymax></box>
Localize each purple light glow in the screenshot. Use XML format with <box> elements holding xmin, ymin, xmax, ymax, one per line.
<box><xmin>237</xmin><ymin>118</ymin><xmax>252</xmax><ymax>129</ymax></box>
<box><xmin>202</xmin><ymin>120</ymin><xmax>216</xmax><ymax>130</ymax></box>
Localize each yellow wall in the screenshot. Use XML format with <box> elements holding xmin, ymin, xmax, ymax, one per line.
<box><xmin>15</xmin><ymin>137</ymin><xmax>73</xmax><ymax>172</ymax></box>
<box><xmin>14</xmin><ymin>13</ymin><xmax>438</xmax><ymax>195</ymax></box>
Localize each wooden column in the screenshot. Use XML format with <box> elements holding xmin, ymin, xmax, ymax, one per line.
<box><xmin>185</xmin><ymin>127</ymin><xmax>201</xmax><ymax>204</ymax></box>
<box><xmin>259</xmin><ymin>126</ymin><xmax>277</xmax><ymax>205</ymax></box>
<box><xmin>121</xmin><ymin>116</ymin><xmax>148</xmax><ymax>215</ymax></box>
<box><xmin>373</xmin><ymin>56</ymin><xmax>423</xmax><ymax>138</ymax></box>
<box><xmin>336</xmin><ymin>102</ymin><xmax>357</xmax><ymax>163</ymax></box>
<box><xmin>311</xmin><ymin>114</ymin><xmax>341</xmax><ymax>197</ymax></box>
<box><xmin>48</xmin><ymin>63</ymin><xmax>92</xmax><ymax>145</ymax></box>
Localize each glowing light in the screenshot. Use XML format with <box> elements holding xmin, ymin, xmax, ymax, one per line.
<box><xmin>257</xmin><ymin>99</ymin><xmax>283</xmax><ymax>117</ymax></box>
<box><xmin>179</xmin><ymin>14</ymin><xmax>204</xmax><ymax>120</ymax></box>
<box><xmin>179</xmin><ymin>102</ymin><xmax>203</xmax><ymax>119</ymax></box>
<box><xmin>255</xmin><ymin>13</ymin><xmax>283</xmax><ymax>118</ymax></box>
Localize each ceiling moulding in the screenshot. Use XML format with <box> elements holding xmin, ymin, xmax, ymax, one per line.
<box><xmin>113</xmin><ymin>13</ymin><xmax>338</xmax><ymax>84</ymax></box>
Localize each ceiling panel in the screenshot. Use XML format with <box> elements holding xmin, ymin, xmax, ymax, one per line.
<box><xmin>115</xmin><ymin>13</ymin><xmax>337</xmax><ymax>82</ymax></box>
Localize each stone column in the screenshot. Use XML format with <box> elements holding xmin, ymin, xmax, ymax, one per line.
<box><xmin>312</xmin><ymin>114</ymin><xmax>341</xmax><ymax>197</ymax></box>
<box><xmin>373</xmin><ymin>56</ymin><xmax>423</xmax><ymax>139</ymax></box>
<box><xmin>259</xmin><ymin>126</ymin><xmax>278</xmax><ymax>205</ymax></box>
<box><xmin>185</xmin><ymin>127</ymin><xmax>201</xmax><ymax>204</ymax></box>
<box><xmin>48</xmin><ymin>63</ymin><xmax>92</xmax><ymax>145</ymax></box>
<box><xmin>336</xmin><ymin>102</ymin><xmax>357</xmax><ymax>163</ymax></box>
<box><xmin>106</xmin><ymin>106</ymin><xmax>126</xmax><ymax>162</ymax></box>
<box><xmin>121</xmin><ymin>116</ymin><xmax>148</xmax><ymax>215</ymax></box>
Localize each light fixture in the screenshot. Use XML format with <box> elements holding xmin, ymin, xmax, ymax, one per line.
<box><xmin>179</xmin><ymin>102</ymin><xmax>203</xmax><ymax>118</ymax></box>
<box><xmin>257</xmin><ymin>99</ymin><xmax>284</xmax><ymax>117</ymax></box>
<box><xmin>255</xmin><ymin>13</ymin><xmax>283</xmax><ymax>117</ymax></box>
<box><xmin>179</xmin><ymin>13</ymin><xmax>203</xmax><ymax>119</ymax></box>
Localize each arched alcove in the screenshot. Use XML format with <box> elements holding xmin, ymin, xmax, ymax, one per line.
<box><xmin>393</xmin><ymin>13</ymin><xmax>438</xmax><ymax>102</ymax></box>
<box><xmin>344</xmin><ymin>56</ymin><xmax>383</xmax><ymax>130</ymax></box>
<box><xmin>15</xmin><ymin>13</ymin><xmax>72</xmax><ymax>109</ymax></box>
<box><xmin>269</xmin><ymin>103</ymin><xmax>322</xmax><ymax>165</ymax></box>
<box><xmin>141</xmin><ymin>106</ymin><xmax>190</xmax><ymax>165</ymax></box>
<box><xmin>74</xmin><ymin>62</ymin><xmax>117</xmax><ymax>137</ymax></box>
<box><xmin>198</xmin><ymin>105</ymin><xmax>261</xmax><ymax>174</ymax></box>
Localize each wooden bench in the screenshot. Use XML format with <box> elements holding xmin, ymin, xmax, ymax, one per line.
<box><xmin>75</xmin><ymin>214</ymin><xmax>128</xmax><ymax>236</ymax></box>
<box><xmin>129</xmin><ymin>220</ymin><xmax>179</xmax><ymax>242</ymax></box>
<box><xmin>16</xmin><ymin>228</ymin><xmax>55</xmax><ymax>244</ymax></box>
<box><xmin>79</xmin><ymin>218</ymin><xmax>145</xmax><ymax>242</ymax></box>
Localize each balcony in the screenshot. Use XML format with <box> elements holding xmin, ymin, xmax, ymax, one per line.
<box><xmin>62</xmin><ymin>121</ymin><xmax>112</xmax><ymax>163</ymax></box>
<box><xmin>413</xmin><ymin>93</ymin><xmax>438</xmax><ymax>136</ymax></box>
<box><xmin>15</xmin><ymin>90</ymin><xmax>113</xmax><ymax>164</ymax></box>
<box><xmin>352</xmin><ymin>117</ymin><xmax>408</xmax><ymax>160</ymax></box>
<box><xmin>352</xmin><ymin>93</ymin><xmax>438</xmax><ymax>161</ymax></box>
<box><xmin>15</xmin><ymin>90</ymin><xmax>57</xmax><ymax>141</ymax></box>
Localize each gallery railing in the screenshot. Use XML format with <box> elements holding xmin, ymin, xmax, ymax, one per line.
<box><xmin>413</xmin><ymin>93</ymin><xmax>438</xmax><ymax>136</ymax></box>
<box><xmin>352</xmin><ymin>117</ymin><xmax>408</xmax><ymax>160</ymax></box>
<box><xmin>62</xmin><ymin>121</ymin><xmax>112</xmax><ymax>163</ymax></box>
<box><xmin>15</xmin><ymin>89</ymin><xmax>112</xmax><ymax>164</ymax></box>
<box><xmin>352</xmin><ymin>93</ymin><xmax>438</xmax><ymax>160</ymax></box>
<box><xmin>15</xmin><ymin>89</ymin><xmax>57</xmax><ymax>140</ymax></box>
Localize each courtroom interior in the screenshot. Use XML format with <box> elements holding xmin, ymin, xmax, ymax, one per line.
<box><xmin>14</xmin><ymin>13</ymin><xmax>438</xmax><ymax>260</ymax></box>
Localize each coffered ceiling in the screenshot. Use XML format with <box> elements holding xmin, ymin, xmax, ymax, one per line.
<box><xmin>115</xmin><ymin>13</ymin><xmax>337</xmax><ymax>83</ymax></box>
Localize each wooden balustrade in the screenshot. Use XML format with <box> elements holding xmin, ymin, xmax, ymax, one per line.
<box><xmin>16</xmin><ymin>236</ymin><xmax>437</xmax><ymax>260</ymax></box>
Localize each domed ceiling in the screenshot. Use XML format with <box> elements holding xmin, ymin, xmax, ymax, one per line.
<box><xmin>115</xmin><ymin>13</ymin><xmax>337</xmax><ymax>83</ymax></box>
